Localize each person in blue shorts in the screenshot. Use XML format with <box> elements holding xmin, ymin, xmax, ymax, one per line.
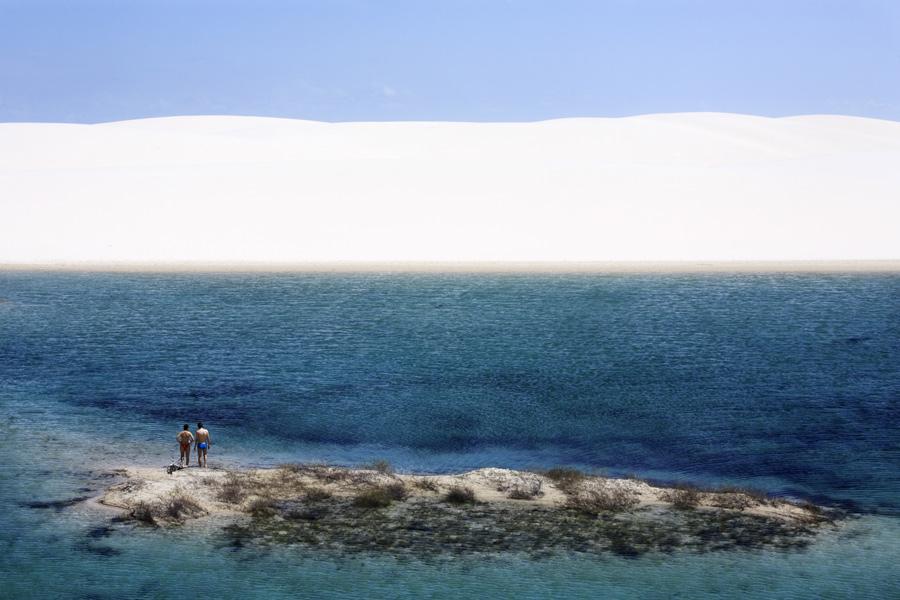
<box><xmin>195</xmin><ymin>422</ymin><xmax>212</xmax><ymax>467</ymax></box>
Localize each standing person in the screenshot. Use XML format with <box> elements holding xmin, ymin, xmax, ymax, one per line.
<box><xmin>176</xmin><ymin>424</ymin><xmax>194</xmax><ymax>467</ymax></box>
<box><xmin>195</xmin><ymin>422</ymin><xmax>211</xmax><ymax>467</ymax></box>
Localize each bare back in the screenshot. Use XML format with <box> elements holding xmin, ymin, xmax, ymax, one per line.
<box><xmin>195</xmin><ymin>428</ymin><xmax>210</xmax><ymax>444</ymax></box>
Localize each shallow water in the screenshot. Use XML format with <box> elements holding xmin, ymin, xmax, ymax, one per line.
<box><xmin>1</xmin><ymin>272</ymin><xmax>898</xmax><ymax>598</ymax></box>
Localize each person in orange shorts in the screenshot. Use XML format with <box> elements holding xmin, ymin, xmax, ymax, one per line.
<box><xmin>176</xmin><ymin>424</ymin><xmax>194</xmax><ymax>467</ymax></box>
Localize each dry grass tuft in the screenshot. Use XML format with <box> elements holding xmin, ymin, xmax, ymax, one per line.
<box><xmin>130</xmin><ymin>501</ymin><xmax>157</xmax><ymax>526</ymax></box>
<box><xmin>352</xmin><ymin>487</ymin><xmax>394</xmax><ymax>509</ymax></box>
<box><xmin>706</xmin><ymin>485</ymin><xmax>770</xmax><ymax>510</ymax></box>
<box><xmin>128</xmin><ymin>493</ymin><xmax>204</xmax><ymax>524</ymax></box>
<box><xmin>247</xmin><ymin>497</ymin><xmax>277</xmax><ymax>518</ymax></box>
<box><xmin>290</xmin><ymin>463</ymin><xmax>352</xmax><ymax>483</ymax></box>
<box><xmin>164</xmin><ymin>494</ymin><xmax>204</xmax><ymax>521</ymax></box>
<box><xmin>303</xmin><ymin>487</ymin><xmax>333</xmax><ymax>502</ymax></box>
<box><xmin>352</xmin><ymin>482</ymin><xmax>408</xmax><ymax>508</ymax></box>
<box><xmin>566</xmin><ymin>487</ymin><xmax>639</xmax><ymax>514</ymax></box>
<box><xmin>274</xmin><ymin>466</ymin><xmax>301</xmax><ymax>487</ymax></box>
<box><xmin>707</xmin><ymin>492</ymin><xmax>753</xmax><ymax>511</ymax></box>
<box><xmin>382</xmin><ymin>481</ymin><xmax>408</xmax><ymax>501</ymax></box>
<box><xmin>277</xmin><ymin>463</ymin><xmax>306</xmax><ymax>474</ymax></box>
<box><xmin>798</xmin><ymin>500</ymin><xmax>823</xmax><ymax>515</ymax></box>
<box><xmin>413</xmin><ymin>478</ymin><xmax>439</xmax><ymax>492</ymax></box>
<box><xmin>507</xmin><ymin>477</ymin><xmax>543</xmax><ymax>500</ymax></box>
<box><xmin>793</xmin><ymin>500</ymin><xmax>830</xmax><ymax>522</ymax></box>
<box><xmin>364</xmin><ymin>459</ymin><xmax>394</xmax><ymax>475</ymax></box>
<box><xmin>661</xmin><ymin>485</ymin><xmax>704</xmax><ymax>510</ymax></box>
<box><xmin>715</xmin><ymin>485</ymin><xmax>769</xmax><ymax>504</ymax></box>
<box><xmin>443</xmin><ymin>486</ymin><xmax>477</xmax><ymax>505</ymax></box>
<box><xmin>543</xmin><ymin>467</ymin><xmax>587</xmax><ymax>495</ymax></box>
<box><xmin>217</xmin><ymin>474</ymin><xmax>249</xmax><ymax>504</ymax></box>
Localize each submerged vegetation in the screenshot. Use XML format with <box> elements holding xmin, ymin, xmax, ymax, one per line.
<box><xmin>223</xmin><ymin>498</ymin><xmax>829</xmax><ymax>560</ymax></box>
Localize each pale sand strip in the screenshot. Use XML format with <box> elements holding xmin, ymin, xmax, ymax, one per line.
<box><xmin>4</xmin><ymin>115</ymin><xmax>899</xmax><ymax>265</ymax></box>
<box><xmin>2</xmin><ymin>260</ymin><xmax>899</xmax><ymax>273</ymax></box>
<box><xmin>101</xmin><ymin>465</ymin><xmax>823</xmax><ymax>525</ymax></box>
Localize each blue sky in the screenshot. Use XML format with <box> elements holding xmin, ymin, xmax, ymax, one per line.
<box><xmin>1</xmin><ymin>0</ymin><xmax>898</xmax><ymax>122</ymax></box>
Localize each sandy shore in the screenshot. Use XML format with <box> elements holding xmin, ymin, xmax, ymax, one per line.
<box><xmin>101</xmin><ymin>464</ymin><xmax>819</xmax><ymax>522</ymax></box>
<box><xmin>95</xmin><ymin>463</ymin><xmax>835</xmax><ymax>558</ymax></box>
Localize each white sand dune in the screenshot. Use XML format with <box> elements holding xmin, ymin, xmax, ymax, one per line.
<box><xmin>1</xmin><ymin>113</ymin><xmax>899</xmax><ymax>266</ymax></box>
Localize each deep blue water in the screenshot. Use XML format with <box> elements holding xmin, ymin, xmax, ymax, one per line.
<box><xmin>1</xmin><ymin>272</ymin><xmax>899</xmax><ymax>598</ymax></box>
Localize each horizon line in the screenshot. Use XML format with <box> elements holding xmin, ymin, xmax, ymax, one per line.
<box><xmin>2</xmin><ymin>260</ymin><xmax>899</xmax><ymax>274</ymax></box>
<box><xmin>4</xmin><ymin>111</ymin><xmax>900</xmax><ymax>127</ymax></box>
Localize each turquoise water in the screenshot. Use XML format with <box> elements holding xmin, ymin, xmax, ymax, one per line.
<box><xmin>1</xmin><ymin>272</ymin><xmax>898</xmax><ymax>598</ymax></box>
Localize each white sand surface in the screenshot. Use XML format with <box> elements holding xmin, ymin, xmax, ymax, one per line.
<box><xmin>2</xmin><ymin>113</ymin><xmax>899</xmax><ymax>265</ymax></box>
<box><xmin>100</xmin><ymin>465</ymin><xmax>818</xmax><ymax>525</ymax></box>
